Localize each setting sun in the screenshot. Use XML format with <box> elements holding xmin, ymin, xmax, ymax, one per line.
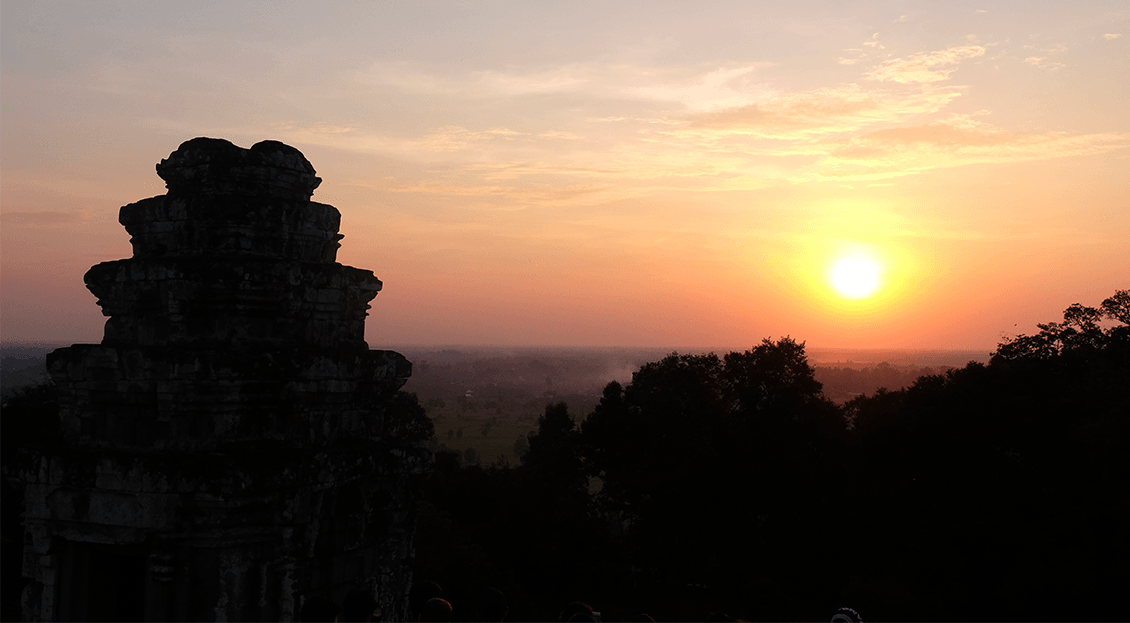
<box><xmin>1</xmin><ymin>2</ymin><xmax>1126</xmax><ymax>353</ymax></box>
<box><xmin>831</xmin><ymin>258</ymin><xmax>881</xmax><ymax>299</ymax></box>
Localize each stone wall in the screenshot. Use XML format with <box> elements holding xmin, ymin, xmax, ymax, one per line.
<box><xmin>21</xmin><ymin>138</ymin><xmax>428</xmax><ymax>621</ymax></box>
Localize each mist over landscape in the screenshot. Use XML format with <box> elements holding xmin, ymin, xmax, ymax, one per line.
<box><xmin>1</xmin><ymin>342</ymin><xmax>979</xmax><ymax>466</ymax></box>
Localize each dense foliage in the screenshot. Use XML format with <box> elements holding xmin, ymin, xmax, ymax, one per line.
<box><xmin>414</xmin><ymin>293</ymin><xmax>1129</xmax><ymax>621</ymax></box>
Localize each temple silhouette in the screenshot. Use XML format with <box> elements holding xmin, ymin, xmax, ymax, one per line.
<box><xmin>21</xmin><ymin>138</ymin><xmax>426</xmax><ymax>621</ymax></box>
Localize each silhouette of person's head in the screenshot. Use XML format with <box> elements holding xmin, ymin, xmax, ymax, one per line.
<box><xmin>831</xmin><ymin>606</ymin><xmax>863</xmax><ymax>623</ymax></box>
<box><xmin>410</xmin><ymin>580</ymin><xmax>446</xmax><ymax>620</ymax></box>
<box><xmin>301</xmin><ymin>595</ymin><xmax>341</xmax><ymax>622</ymax></box>
<box><xmin>341</xmin><ymin>588</ymin><xmax>379</xmax><ymax>622</ymax></box>
<box><xmin>474</xmin><ymin>587</ymin><xmax>508</xmax><ymax>622</ymax></box>
<box><xmin>558</xmin><ymin>601</ymin><xmax>595</xmax><ymax>622</ymax></box>
<box><xmin>419</xmin><ymin>597</ymin><xmax>453</xmax><ymax>622</ymax></box>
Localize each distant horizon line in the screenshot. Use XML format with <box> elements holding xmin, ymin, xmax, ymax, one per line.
<box><xmin>1</xmin><ymin>338</ymin><xmax>995</xmax><ymax>359</ymax></box>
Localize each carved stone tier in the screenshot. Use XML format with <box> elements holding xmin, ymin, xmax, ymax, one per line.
<box><xmin>86</xmin><ymin>258</ymin><xmax>380</xmax><ymax>348</ymax></box>
<box><xmin>156</xmin><ymin>138</ymin><xmax>322</xmax><ymax>201</ymax></box>
<box><xmin>120</xmin><ymin>195</ymin><xmax>344</xmax><ymax>262</ymax></box>
<box><xmin>47</xmin><ymin>345</ymin><xmax>410</xmax><ymax>451</ymax></box>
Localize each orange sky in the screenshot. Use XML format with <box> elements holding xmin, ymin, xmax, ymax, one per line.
<box><xmin>2</xmin><ymin>2</ymin><xmax>1128</xmax><ymax>351</ymax></box>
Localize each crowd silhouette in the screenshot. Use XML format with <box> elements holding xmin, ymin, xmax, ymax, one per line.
<box><xmin>299</xmin><ymin>586</ymin><xmax>799</xmax><ymax>623</ymax></box>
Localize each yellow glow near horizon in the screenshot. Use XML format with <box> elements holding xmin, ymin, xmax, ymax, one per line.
<box><xmin>781</xmin><ymin>238</ymin><xmax>912</xmax><ymax>324</ymax></box>
<box><xmin>831</xmin><ymin>258</ymin><xmax>881</xmax><ymax>298</ymax></box>
<box><xmin>1</xmin><ymin>4</ymin><xmax>1127</xmax><ymax>350</ymax></box>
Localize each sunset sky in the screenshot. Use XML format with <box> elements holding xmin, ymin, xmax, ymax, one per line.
<box><xmin>2</xmin><ymin>1</ymin><xmax>1127</xmax><ymax>351</ymax></box>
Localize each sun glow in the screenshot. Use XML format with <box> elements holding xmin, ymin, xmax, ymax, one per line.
<box><xmin>831</xmin><ymin>257</ymin><xmax>881</xmax><ymax>298</ymax></box>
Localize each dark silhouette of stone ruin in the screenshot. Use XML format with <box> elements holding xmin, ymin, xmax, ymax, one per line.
<box><xmin>21</xmin><ymin>138</ymin><xmax>427</xmax><ymax>621</ymax></box>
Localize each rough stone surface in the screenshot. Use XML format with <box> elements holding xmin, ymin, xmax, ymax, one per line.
<box><xmin>156</xmin><ymin>138</ymin><xmax>322</xmax><ymax>200</ymax></box>
<box><xmin>22</xmin><ymin>139</ymin><xmax>427</xmax><ymax>622</ymax></box>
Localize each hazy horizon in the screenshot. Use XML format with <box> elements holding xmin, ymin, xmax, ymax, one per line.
<box><xmin>3</xmin><ymin>2</ymin><xmax>1127</xmax><ymax>350</ymax></box>
<box><xmin>1</xmin><ymin>338</ymin><xmax>992</xmax><ymax>368</ymax></box>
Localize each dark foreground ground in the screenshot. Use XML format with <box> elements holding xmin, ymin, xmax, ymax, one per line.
<box><xmin>3</xmin><ymin>307</ymin><xmax>1126</xmax><ymax>621</ymax></box>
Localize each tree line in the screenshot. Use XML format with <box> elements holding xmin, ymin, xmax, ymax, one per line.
<box><xmin>411</xmin><ymin>291</ymin><xmax>1129</xmax><ymax>621</ymax></box>
<box><xmin>2</xmin><ymin>291</ymin><xmax>1127</xmax><ymax>621</ymax></box>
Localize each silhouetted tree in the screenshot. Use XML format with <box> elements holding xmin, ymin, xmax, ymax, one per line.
<box><xmin>508</xmin><ymin>403</ymin><xmax>614</xmax><ymax>602</ymax></box>
<box><xmin>512</xmin><ymin>433</ymin><xmax>529</xmax><ymax>461</ymax></box>
<box><xmin>842</xmin><ymin>291</ymin><xmax>1130</xmax><ymax>620</ymax></box>
<box><xmin>993</xmin><ymin>288</ymin><xmax>1130</xmax><ymax>362</ymax></box>
<box><xmin>383</xmin><ymin>390</ymin><xmax>435</xmax><ymax>443</ymax></box>
<box><xmin>581</xmin><ymin>340</ymin><xmax>844</xmax><ymax>609</ymax></box>
<box><xmin>723</xmin><ymin>337</ymin><xmax>825</xmax><ymax>417</ymax></box>
<box><xmin>523</xmin><ymin>403</ymin><xmax>585</xmax><ymax>489</ymax></box>
<box><xmin>411</xmin><ymin>293</ymin><xmax>1129</xmax><ymax>620</ymax></box>
<box><xmin>414</xmin><ymin>402</ymin><xmax>618</xmax><ymax>620</ymax></box>
<box><xmin>583</xmin><ymin>354</ymin><xmax>730</xmax><ymax>529</ymax></box>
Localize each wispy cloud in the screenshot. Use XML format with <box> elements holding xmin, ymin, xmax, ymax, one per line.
<box><xmin>811</xmin><ymin>116</ymin><xmax>1127</xmax><ymax>180</ymax></box>
<box><xmin>1103</xmin><ymin>33</ymin><xmax>1122</xmax><ymax>40</ymax></box>
<box><xmin>350</xmin><ymin>172</ymin><xmax>662</xmax><ymax>209</ymax></box>
<box><xmin>1024</xmin><ymin>57</ymin><xmax>1067</xmax><ymax>71</ymax></box>
<box><xmin>271</xmin><ymin>41</ymin><xmax>1124</xmax><ymax>201</ymax></box>
<box><xmin>865</xmin><ymin>45</ymin><xmax>985</xmax><ymax>83</ymax></box>
<box><xmin>684</xmin><ymin>84</ymin><xmax>962</xmax><ymax>139</ymax></box>
<box><xmin>421</xmin><ymin>126</ymin><xmax>526</xmax><ymax>151</ymax></box>
<box><xmin>381</xmin><ymin>180</ymin><xmax>616</xmax><ymax>204</ymax></box>
<box><xmin>358</xmin><ymin>61</ymin><xmax>776</xmax><ymax>112</ymax></box>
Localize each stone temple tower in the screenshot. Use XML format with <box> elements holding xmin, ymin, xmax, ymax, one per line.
<box><xmin>22</xmin><ymin>138</ymin><xmax>428</xmax><ymax>621</ymax></box>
